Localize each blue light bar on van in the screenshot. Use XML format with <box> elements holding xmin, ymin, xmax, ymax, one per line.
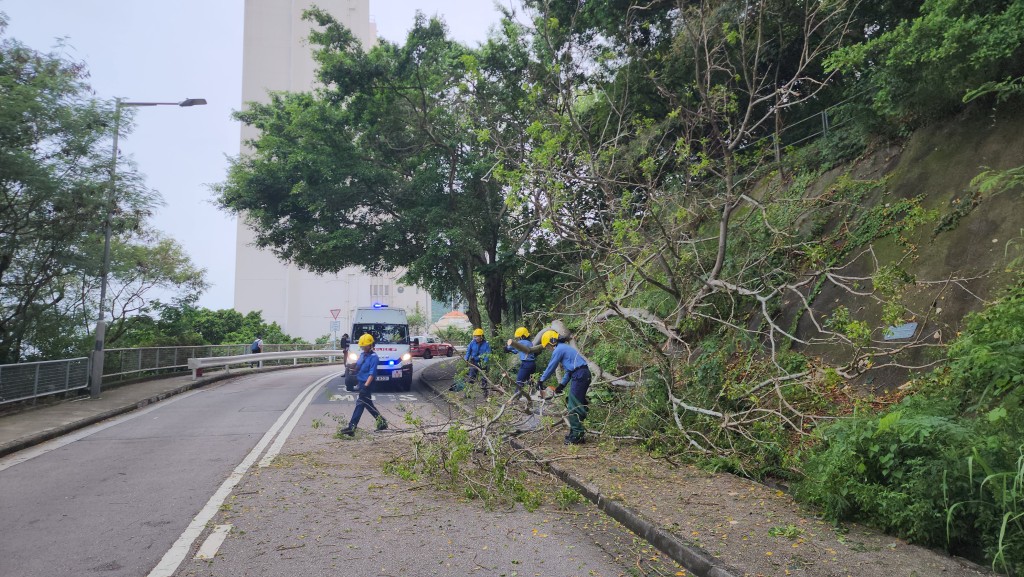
<box><xmin>371</xmin><ymin>302</ymin><xmax>388</xmax><ymax>308</ymax></box>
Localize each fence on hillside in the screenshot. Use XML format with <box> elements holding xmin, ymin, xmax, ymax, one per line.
<box><xmin>0</xmin><ymin>343</ymin><xmax>342</xmax><ymax>406</ymax></box>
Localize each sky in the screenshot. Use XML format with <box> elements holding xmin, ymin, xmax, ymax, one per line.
<box><xmin>1</xmin><ymin>0</ymin><xmax>509</xmax><ymax>310</ymax></box>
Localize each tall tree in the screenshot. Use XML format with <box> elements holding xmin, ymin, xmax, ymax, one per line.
<box><xmin>826</xmin><ymin>0</ymin><xmax>1024</xmax><ymax>129</ymax></box>
<box><xmin>0</xmin><ymin>19</ymin><xmax>207</xmax><ymax>361</ymax></box>
<box><xmin>0</xmin><ymin>24</ymin><xmax>128</xmax><ymax>361</ymax></box>
<box><xmin>218</xmin><ymin>10</ymin><xmax>540</xmax><ymax>330</ymax></box>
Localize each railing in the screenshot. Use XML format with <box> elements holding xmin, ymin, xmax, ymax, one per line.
<box><xmin>0</xmin><ymin>343</ymin><xmax>345</xmax><ymax>406</ymax></box>
<box><xmin>0</xmin><ymin>358</ymin><xmax>90</xmax><ymax>405</ymax></box>
<box><xmin>100</xmin><ymin>343</ymin><xmax>331</xmax><ymax>379</ymax></box>
<box><xmin>187</xmin><ymin>349</ymin><xmax>346</xmax><ymax>380</ymax></box>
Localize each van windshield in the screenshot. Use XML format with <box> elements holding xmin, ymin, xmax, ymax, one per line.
<box><xmin>352</xmin><ymin>323</ymin><xmax>409</xmax><ymax>345</ymax></box>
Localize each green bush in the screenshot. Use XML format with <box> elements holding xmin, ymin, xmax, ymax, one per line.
<box><xmin>794</xmin><ymin>396</ymin><xmax>979</xmax><ymax>546</ymax></box>
<box><xmin>796</xmin><ymin>281</ymin><xmax>1024</xmax><ymax>572</ymax></box>
<box><xmin>946</xmin><ymin>281</ymin><xmax>1024</xmax><ymax>410</ymax></box>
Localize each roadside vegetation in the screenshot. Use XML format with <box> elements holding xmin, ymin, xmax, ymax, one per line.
<box><xmin>0</xmin><ymin>15</ymin><xmax>302</xmax><ymax>359</ymax></box>
<box><xmin>248</xmin><ymin>1</ymin><xmax>1017</xmax><ymax>570</ymax></box>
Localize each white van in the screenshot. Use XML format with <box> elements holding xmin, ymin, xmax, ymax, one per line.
<box><xmin>345</xmin><ymin>304</ymin><xmax>413</xmax><ymax>392</ymax></box>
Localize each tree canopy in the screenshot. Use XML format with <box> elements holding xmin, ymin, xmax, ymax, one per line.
<box><xmin>219</xmin><ymin>9</ymin><xmax>553</xmax><ymax>330</ymax></box>
<box><xmin>0</xmin><ymin>17</ymin><xmax>208</xmax><ymax>361</ymax></box>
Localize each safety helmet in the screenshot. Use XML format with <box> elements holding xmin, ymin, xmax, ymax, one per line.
<box><xmin>472</xmin><ymin>328</ymin><xmax>484</xmax><ymax>337</ymax></box>
<box><xmin>514</xmin><ymin>326</ymin><xmax>530</xmax><ymax>339</ymax></box>
<box><xmin>541</xmin><ymin>330</ymin><xmax>560</xmax><ymax>348</ymax></box>
<box><xmin>357</xmin><ymin>333</ymin><xmax>374</xmax><ymax>347</ymax></box>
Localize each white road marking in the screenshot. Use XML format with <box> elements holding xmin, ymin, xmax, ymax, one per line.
<box><xmin>194</xmin><ymin>524</ymin><xmax>232</xmax><ymax>560</ymax></box>
<box><xmin>146</xmin><ymin>372</ymin><xmax>338</xmax><ymax>577</ymax></box>
<box><xmin>0</xmin><ymin>389</ymin><xmax>204</xmax><ymax>472</ymax></box>
<box><xmin>257</xmin><ymin>373</ymin><xmax>336</xmax><ymax>467</ymax></box>
<box><xmin>328</xmin><ymin>393</ymin><xmax>417</xmax><ymax>402</ymax></box>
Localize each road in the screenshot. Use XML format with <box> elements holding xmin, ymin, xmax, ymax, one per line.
<box><xmin>0</xmin><ymin>360</ymin><xmax>675</xmax><ymax>577</ymax></box>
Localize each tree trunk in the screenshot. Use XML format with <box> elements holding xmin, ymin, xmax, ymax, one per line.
<box><xmin>464</xmin><ymin>256</ymin><xmax>482</xmax><ymax>328</ymax></box>
<box><xmin>482</xmin><ymin>268</ymin><xmax>505</xmax><ymax>332</ymax></box>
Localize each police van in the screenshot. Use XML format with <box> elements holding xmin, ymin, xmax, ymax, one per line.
<box><xmin>344</xmin><ymin>304</ymin><xmax>414</xmax><ymax>392</ymax></box>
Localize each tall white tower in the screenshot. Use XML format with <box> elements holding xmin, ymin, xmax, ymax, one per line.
<box><xmin>235</xmin><ymin>0</ymin><xmax>432</xmax><ymax>341</ymax></box>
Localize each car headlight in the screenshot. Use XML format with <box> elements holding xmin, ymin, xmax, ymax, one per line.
<box><xmin>402</xmin><ymin>353</ymin><xmax>412</xmax><ymax>362</ymax></box>
<box><xmin>347</xmin><ymin>352</ymin><xmax>359</xmax><ymax>363</ymax></box>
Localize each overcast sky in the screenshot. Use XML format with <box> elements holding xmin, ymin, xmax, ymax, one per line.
<box><xmin>1</xmin><ymin>0</ymin><xmax>509</xmax><ymax>310</ymax></box>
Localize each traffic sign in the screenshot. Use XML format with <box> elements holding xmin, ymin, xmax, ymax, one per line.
<box><xmin>330</xmin><ymin>308</ymin><xmax>341</xmax><ymax>319</ymax></box>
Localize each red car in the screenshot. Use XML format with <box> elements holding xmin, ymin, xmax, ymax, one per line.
<box><xmin>410</xmin><ymin>335</ymin><xmax>455</xmax><ymax>359</ymax></box>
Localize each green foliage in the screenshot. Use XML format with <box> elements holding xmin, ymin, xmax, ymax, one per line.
<box><xmin>0</xmin><ymin>22</ymin><xmax>209</xmax><ymax>361</ymax></box>
<box><xmin>827</xmin><ymin>0</ymin><xmax>1024</xmax><ymax>130</ymax></box>
<box><xmin>436</xmin><ymin>325</ymin><xmax>471</xmax><ymax>348</ymax></box>
<box><xmin>219</xmin><ymin>9</ymin><xmax>551</xmax><ymax>330</ymax></box>
<box><xmin>946</xmin><ymin>280</ymin><xmax>1024</xmax><ymax>409</ymax></box>
<box><xmin>797</xmin><ymin>282</ymin><xmax>1024</xmax><ymax>571</ymax></box>
<box><xmin>825</xmin><ymin>306</ymin><xmax>872</xmax><ymax>348</ymax></box>
<box><xmin>794</xmin><ymin>396</ymin><xmax>979</xmax><ymax>545</ymax></box>
<box><xmin>846</xmin><ymin>196</ymin><xmax>937</xmax><ymax>251</ymax></box>
<box><xmin>767</xmin><ymin>524</ymin><xmax>804</xmax><ymax>539</ymax></box>
<box><xmin>381</xmin><ymin>419</ymin><xmax>543</xmax><ymax>511</ymax></box>
<box><xmin>0</xmin><ymin>25</ymin><xmax>144</xmax><ymax>361</ymax></box>
<box><xmin>554</xmin><ymin>486</ymin><xmax>584</xmax><ymax>510</ymax></box>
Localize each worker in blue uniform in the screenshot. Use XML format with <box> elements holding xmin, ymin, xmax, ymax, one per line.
<box><xmin>537</xmin><ymin>330</ymin><xmax>591</xmax><ymax>444</ymax></box>
<box><xmin>341</xmin><ymin>333</ymin><xmax>388</xmax><ymax>436</ymax></box>
<box><xmin>505</xmin><ymin>326</ymin><xmax>537</xmax><ymax>413</ymax></box>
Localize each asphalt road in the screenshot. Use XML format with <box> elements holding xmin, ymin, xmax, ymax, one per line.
<box><xmin>0</xmin><ymin>358</ymin><xmax>679</xmax><ymax>577</ymax></box>
<box><xmin>0</xmin><ymin>363</ymin><xmax>442</xmax><ymax>577</ymax></box>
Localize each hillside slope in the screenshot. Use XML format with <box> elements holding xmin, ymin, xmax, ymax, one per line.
<box><xmin>791</xmin><ymin>105</ymin><xmax>1024</xmax><ymax>393</ymax></box>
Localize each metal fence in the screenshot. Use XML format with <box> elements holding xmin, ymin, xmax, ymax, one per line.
<box><xmin>0</xmin><ymin>343</ymin><xmax>344</xmax><ymax>406</ymax></box>
<box><xmin>0</xmin><ymin>357</ymin><xmax>90</xmax><ymax>405</ymax></box>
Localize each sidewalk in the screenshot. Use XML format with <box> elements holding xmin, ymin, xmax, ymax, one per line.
<box><xmin>0</xmin><ymin>361</ymin><xmax>994</xmax><ymax>577</ymax></box>
<box><xmin>0</xmin><ymin>367</ymin><xmax>260</xmax><ymax>459</ymax></box>
<box><xmin>417</xmin><ymin>360</ymin><xmax>993</xmax><ymax>577</ymax></box>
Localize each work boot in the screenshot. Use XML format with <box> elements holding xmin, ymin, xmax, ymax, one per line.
<box><xmin>564</xmin><ymin>434</ymin><xmax>585</xmax><ymax>445</ymax></box>
<box><xmin>375</xmin><ymin>419</ymin><xmax>388</xmax><ymax>431</ymax></box>
<box><xmin>340</xmin><ymin>427</ymin><xmax>355</xmax><ymax>437</ymax></box>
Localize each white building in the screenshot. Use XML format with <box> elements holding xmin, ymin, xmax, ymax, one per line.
<box><xmin>234</xmin><ymin>0</ymin><xmax>432</xmax><ymax>341</ymax></box>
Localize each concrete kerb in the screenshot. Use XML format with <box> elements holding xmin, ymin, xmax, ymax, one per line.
<box><xmin>416</xmin><ymin>360</ymin><xmax>742</xmax><ymax>577</ymax></box>
<box><xmin>0</xmin><ymin>372</ymin><xmax>223</xmax><ymax>459</ymax></box>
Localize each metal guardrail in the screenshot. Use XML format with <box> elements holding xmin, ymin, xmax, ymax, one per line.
<box><xmin>101</xmin><ymin>343</ymin><xmax>329</xmax><ymax>379</ymax></box>
<box><xmin>0</xmin><ymin>357</ymin><xmax>90</xmax><ymax>405</ymax></box>
<box><xmin>187</xmin><ymin>349</ymin><xmax>345</xmax><ymax>380</ymax></box>
<box><xmin>0</xmin><ymin>343</ymin><xmax>344</xmax><ymax>406</ymax></box>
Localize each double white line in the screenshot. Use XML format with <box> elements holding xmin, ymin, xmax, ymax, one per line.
<box><xmin>147</xmin><ymin>371</ymin><xmax>337</xmax><ymax>577</ymax></box>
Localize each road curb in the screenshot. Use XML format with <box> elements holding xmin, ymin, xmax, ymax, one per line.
<box><xmin>0</xmin><ymin>373</ymin><xmax>233</xmax><ymax>459</ymax></box>
<box><xmin>418</xmin><ymin>361</ymin><xmax>742</xmax><ymax>577</ymax></box>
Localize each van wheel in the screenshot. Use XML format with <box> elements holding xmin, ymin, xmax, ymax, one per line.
<box><xmin>344</xmin><ymin>373</ymin><xmax>356</xmax><ymax>392</ymax></box>
<box><xmin>401</xmin><ymin>376</ymin><xmax>413</xmax><ymax>392</ymax></box>
<box><xmin>422</xmin><ymin>349</ymin><xmax>432</xmax><ymax>360</ymax></box>
<box><xmin>446</xmin><ymin>347</ymin><xmax>454</xmax><ymax>357</ymax></box>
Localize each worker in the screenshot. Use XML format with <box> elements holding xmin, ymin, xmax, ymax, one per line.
<box><xmin>463</xmin><ymin>327</ymin><xmax>492</xmax><ymax>397</ymax></box>
<box><xmin>340</xmin><ymin>333</ymin><xmax>388</xmax><ymax>436</ymax></box>
<box><xmin>505</xmin><ymin>326</ymin><xmax>537</xmax><ymax>413</ymax></box>
<box><xmin>537</xmin><ymin>330</ymin><xmax>591</xmax><ymax>445</ymax></box>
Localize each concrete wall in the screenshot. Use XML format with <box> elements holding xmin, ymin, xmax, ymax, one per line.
<box><xmin>234</xmin><ymin>0</ymin><xmax>431</xmax><ymax>341</ymax></box>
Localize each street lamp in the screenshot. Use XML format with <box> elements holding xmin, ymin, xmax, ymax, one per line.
<box><xmin>89</xmin><ymin>97</ymin><xmax>207</xmax><ymax>398</ymax></box>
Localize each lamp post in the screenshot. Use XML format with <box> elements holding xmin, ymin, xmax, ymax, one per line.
<box><xmin>89</xmin><ymin>97</ymin><xmax>207</xmax><ymax>398</ymax></box>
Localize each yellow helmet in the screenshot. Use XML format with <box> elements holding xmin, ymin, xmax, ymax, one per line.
<box><xmin>472</xmin><ymin>328</ymin><xmax>484</xmax><ymax>337</ymax></box>
<box><xmin>514</xmin><ymin>326</ymin><xmax>530</xmax><ymax>339</ymax></box>
<box><xmin>541</xmin><ymin>330</ymin><xmax>560</xmax><ymax>347</ymax></box>
<box><xmin>357</xmin><ymin>333</ymin><xmax>374</xmax><ymax>347</ymax></box>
